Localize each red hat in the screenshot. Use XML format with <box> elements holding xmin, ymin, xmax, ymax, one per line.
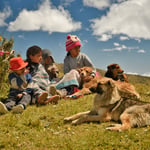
<box><xmin>9</xmin><ymin>57</ymin><xmax>28</xmax><ymax>71</ymax></box>
<box><xmin>65</xmin><ymin>35</ymin><xmax>81</xmax><ymax>51</ymax></box>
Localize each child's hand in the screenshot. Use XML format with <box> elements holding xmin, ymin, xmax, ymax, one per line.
<box><xmin>24</xmin><ymin>67</ymin><xmax>30</xmax><ymax>74</ymax></box>
<box><xmin>17</xmin><ymin>93</ymin><xmax>23</xmax><ymax>98</ymax></box>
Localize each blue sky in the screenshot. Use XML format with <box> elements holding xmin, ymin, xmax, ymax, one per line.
<box><xmin>0</xmin><ymin>0</ymin><xmax>150</xmax><ymax>76</ymax></box>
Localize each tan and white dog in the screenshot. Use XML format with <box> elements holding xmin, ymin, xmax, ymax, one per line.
<box><xmin>70</xmin><ymin>66</ymin><xmax>101</xmax><ymax>97</ymax></box>
<box><xmin>64</xmin><ymin>77</ymin><xmax>150</xmax><ymax>131</ymax></box>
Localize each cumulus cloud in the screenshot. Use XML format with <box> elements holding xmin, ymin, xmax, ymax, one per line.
<box><xmin>0</xmin><ymin>7</ymin><xmax>11</xmax><ymax>26</ymax></box>
<box><xmin>8</xmin><ymin>0</ymin><xmax>81</xmax><ymax>33</ymax></box>
<box><xmin>83</xmin><ymin>0</ymin><xmax>110</xmax><ymax>9</ymax></box>
<box><xmin>90</xmin><ymin>0</ymin><xmax>150</xmax><ymax>41</ymax></box>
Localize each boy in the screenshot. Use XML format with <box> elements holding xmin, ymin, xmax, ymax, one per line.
<box><xmin>0</xmin><ymin>57</ymin><xmax>33</xmax><ymax>114</ymax></box>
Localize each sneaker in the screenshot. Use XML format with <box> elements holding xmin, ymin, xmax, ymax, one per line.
<box><xmin>0</xmin><ymin>102</ymin><xmax>8</xmax><ymax>114</ymax></box>
<box><xmin>44</xmin><ymin>95</ymin><xmax>60</xmax><ymax>105</ymax></box>
<box><xmin>49</xmin><ymin>86</ymin><xmax>67</xmax><ymax>97</ymax></box>
<box><xmin>49</xmin><ymin>86</ymin><xmax>58</xmax><ymax>95</ymax></box>
<box><xmin>12</xmin><ymin>104</ymin><xmax>24</xmax><ymax>114</ymax></box>
<box><xmin>37</xmin><ymin>92</ymin><xmax>48</xmax><ymax>104</ymax></box>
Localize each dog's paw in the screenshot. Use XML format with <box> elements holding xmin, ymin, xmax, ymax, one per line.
<box><xmin>64</xmin><ymin>117</ymin><xmax>72</xmax><ymax>123</ymax></box>
<box><xmin>106</xmin><ymin>126</ymin><xmax>122</xmax><ymax>132</ymax></box>
<box><xmin>71</xmin><ymin>119</ymin><xmax>81</xmax><ymax>125</ymax></box>
<box><xmin>107</xmin><ymin>124</ymin><xmax>121</xmax><ymax>127</ymax></box>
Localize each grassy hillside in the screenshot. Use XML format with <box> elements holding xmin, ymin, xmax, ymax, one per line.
<box><xmin>1</xmin><ymin>63</ymin><xmax>150</xmax><ymax>149</ymax></box>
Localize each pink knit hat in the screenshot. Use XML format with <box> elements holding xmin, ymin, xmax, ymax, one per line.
<box><xmin>65</xmin><ymin>35</ymin><xmax>81</xmax><ymax>51</ymax></box>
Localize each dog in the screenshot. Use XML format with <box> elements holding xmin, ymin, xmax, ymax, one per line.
<box><xmin>105</xmin><ymin>63</ymin><xmax>128</xmax><ymax>82</ymax></box>
<box><xmin>63</xmin><ymin>77</ymin><xmax>150</xmax><ymax>131</ymax></box>
<box><xmin>69</xmin><ymin>67</ymin><xmax>101</xmax><ymax>97</ymax></box>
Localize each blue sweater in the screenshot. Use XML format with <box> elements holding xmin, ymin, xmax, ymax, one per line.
<box><xmin>8</xmin><ymin>72</ymin><xmax>33</xmax><ymax>97</ymax></box>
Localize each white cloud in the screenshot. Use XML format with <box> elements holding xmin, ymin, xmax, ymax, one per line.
<box><xmin>91</xmin><ymin>0</ymin><xmax>150</xmax><ymax>41</ymax></box>
<box><xmin>0</xmin><ymin>7</ymin><xmax>11</xmax><ymax>26</ymax></box>
<box><xmin>142</xmin><ymin>72</ymin><xmax>150</xmax><ymax>77</ymax></box>
<box><xmin>127</xmin><ymin>71</ymin><xmax>150</xmax><ymax>77</ymax></box>
<box><xmin>120</xmin><ymin>36</ymin><xmax>129</xmax><ymax>41</ymax></box>
<box><xmin>8</xmin><ymin>0</ymin><xmax>81</xmax><ymax>33</ymax></box>
<box><xmin>60</xmin><ymin>0</ymin><xmax>75</xmax><ymax>7</ymax></box>
<box><xmin>113</xmin><ymin>42</ymin><xmax>120</xmax><ymax>46</ymax></box>
<box><xmin>99</xmin><ymin>34</ymin><xmax>112</xmax><ymax>41</ymax></box>
<box><xmin>103</xmin><ymin>44</ymin><xmax>138</xmax><ymax>52</ymax></box>
<box><xmin>83</xmin><ymin>0</ymin><xmax>110</xmax><ymax>9</ymax></box>
<box><xmin>137</xmin><ymin>49</ymin><xmax>145</xmax><ymax>53</ymax></box>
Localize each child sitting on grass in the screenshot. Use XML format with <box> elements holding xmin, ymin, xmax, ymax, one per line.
<box><xmin>42</xmin><ymin>49</ymin><xmax>59</xmax><ymax>82</ymax></box>
<box><xmin>0</xmin><ymin>57</ymin><xmax>33</xmax><ymax>114</ymax></box>
<box><xmin>26</xmin><ymin>45</ymin><xmax>60</xmax><ymax>105</ymax></box>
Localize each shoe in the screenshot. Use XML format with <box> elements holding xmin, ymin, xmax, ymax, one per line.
<box><xmin>49</xmin><ymin>86</ymin><xmax>58</xmax><ymax>95</ymax></box>
<box><xmin>0</xmin><ymin>102</ymin><xmax>8</xmax><ymax>114</ymax></box>
<box><xmin>44</xmin><ymin>95</ymin><xmax>60</xmax><ymax>105</ymax></box>
<box><xmin>12</xmin><ymin>104</ymin><xmax>24</xmax><ymax>114</ymax></box>
<box><xmin>49</xmin><ymin>86</ymin><xmax>67</xmax><ymax>97</ymax></box>
<box><xmin>37</xmin><ymin>92</ymin><xmax>48</xmax><ymax>104</ymax></box>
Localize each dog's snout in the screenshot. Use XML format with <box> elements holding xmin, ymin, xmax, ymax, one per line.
<box><xmin>80</xmin><ymin>72</ymin><xmax>85</xmax><ymax>77</ymax></box>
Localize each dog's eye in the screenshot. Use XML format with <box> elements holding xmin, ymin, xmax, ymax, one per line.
<box><xmin>86</xmin><ymin>70</ymin><xmax>89</xmax><ymax>73</ymax></box>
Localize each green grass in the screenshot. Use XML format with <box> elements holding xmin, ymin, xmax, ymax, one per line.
<box><xmin>1</xmin><ymin>91</ymin><xmax>150</xmax><ymax>150</ymax></box>
<box><xmin>1</xmin><ymin>63</ymin><xmax>150</xmax><ymax>149</ymax></box>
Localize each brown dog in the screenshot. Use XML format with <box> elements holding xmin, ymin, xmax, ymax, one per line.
<box><xmin>63</xmin><ymin>77</ymin><xmax>150</xmax><ymax>132</ymax></box>
<box><xmin>105</xmin><ymin>63</ymin><xmax>128</xmax><ymax>82</ymax></box>
<box><xmin>70</xmin><ymin>67</ymin><xmax>101</xmax><ymax>97</ymax></box>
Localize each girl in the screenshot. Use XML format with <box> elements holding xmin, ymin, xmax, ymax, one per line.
<box><xmin>26</xmin><ymin>45</ymin><xmax>60</xmax><ymax>105</ymax></box>
<box><xmin>64</xmin><ymin>34</ymin><xmax>96</xmax><ymax>78</ymax></box>
<box><xmin>50</xmin><ymin>35</ymin><xmax>98</xmax><ymax>98</ymax></box>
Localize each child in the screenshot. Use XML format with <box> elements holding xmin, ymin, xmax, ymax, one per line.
<box><xmin>64</xmin><ymin>34</ymin><xmax>96</xmax><ymax>77</ymax></box>
<box><xmin>26</xmin><ymin>45</ymin><xmax>60</xmax><ymax>105</ymax></box>
<box><xmin>42</xmin><ymin>49</ymin><xmax>59</xmax><ymax>82</ymax></box>
<box><xmin>56</xmin><ymin>34</ymin><xmax>97</xmax><ymax>96</ymax></box>
<box><xmin>0</xmin><ymin>57</ymin><xmax>33</xmax><ymax>114</ymax></box>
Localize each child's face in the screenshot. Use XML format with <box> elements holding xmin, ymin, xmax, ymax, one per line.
<box><xmin>14</xmin><ymin>68</ymin><xmax>26</xmax><ymax>75</ymax></box>
<box><xmin>30</xmin><ymin>51</ymin><xmax>42</xmax><ymax>63</ymax></box>
<box><xmin>45</xmin><ymin>56</ymin><xmax>53</xmax><ymax>65</ymax></box>
<box><xmin>69</xmin><ymin>46</ymin><xmax>80</xmax><ymax>58</ymax></box>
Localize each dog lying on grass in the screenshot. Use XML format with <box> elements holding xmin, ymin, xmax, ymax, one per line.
<box><xmin>68</xmin><ymin>67</ymin><xmax>101</xmax><ymax>98</ymax></box>
<box><xmin>105</xmin><ymin>63</ymin><xmax>128</xmax><ymax>82</ymax></box>
<box><xmin>63</xmin><ymin>77</ymin><xmax>150</xmax><ymax>132</ymax></box>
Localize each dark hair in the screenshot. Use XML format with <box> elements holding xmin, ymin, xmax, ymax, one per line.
<box><xmin>67</xmin><ymin>51</ymin><xmax>71</xmax><ymax>56</ymax></box>
<box><xmin>26</xmin><ymin>45</ymin><xmax>42</xmax><ymax>61</ymax></box>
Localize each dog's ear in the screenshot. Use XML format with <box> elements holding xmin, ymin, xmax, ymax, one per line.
<box><xmin>107</xmin><ymin>80</ymin><xmax>115</xmax><ymax>88</ymax></box>
<box><xmin>89</xmin><ymin>82</ymin><xmax>100</xmax><ymax>92</ymax></box>
<box><xmin>76</xmin><ymin>68</ymin><xmax>81</xmax><ymax>73</ymax></box>
<box><xmin>89</xmin><ymin>83</ymin><xmax>99</xmax><ymax>93</ymax></box>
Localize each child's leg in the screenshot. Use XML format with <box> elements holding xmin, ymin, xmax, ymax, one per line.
<box><xmin>17</xmin><ymin>94</ymin><xmax>31</xmax><ymax>109</ymax></box>
<box><xmin>4</xmin><ymin>97</ymin><xmax>16</xmax><ymax>110</ymax></box>
<box><xmin>12</xmin><ymin>94</ymin><xmax>31</xmax><ymax>114</ymax></box>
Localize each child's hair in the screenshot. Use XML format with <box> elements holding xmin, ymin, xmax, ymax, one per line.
<box><xmin>67</xmin><ymin>51</ymin><xmax>71</xmax><ymax>56</ymax></box>
<box><xmin>26</xmin><ymin>45</ymin><xmax>42</xmax><ymax>62</ymax></box>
